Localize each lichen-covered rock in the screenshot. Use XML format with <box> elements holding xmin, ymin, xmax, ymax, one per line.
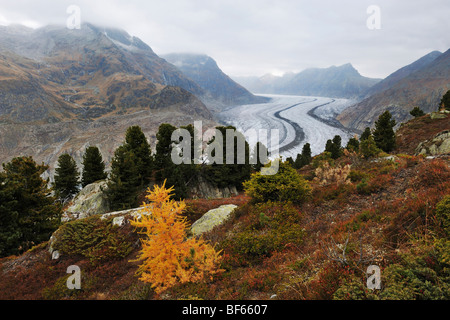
<box><xmin>189</xmin><ymin>176</ymin><xmax>239</xmax><ymax>199</ymax></box>
<box><xmin>416</xmin><ymin>130</ymin><xmax>450</xmax><ymax>156</ymax></box>
<box><xmin>190</xmin><ymin>204</ymin><xmax>237</xmax><ymax>237</ymax></box>
<box><xmin>63</xmin><ymin>180</ymin><xmax>109</xmax><ymax>221</ymax></box>
<box><xmin>430</xmin><ymin>111</ymin><xmax>449</xmax><ymax>120</ymax></box>
<box><xmin>112</xmin><ymin>216</ymin><xmax>126</xmax><ymax>227</ymax></box>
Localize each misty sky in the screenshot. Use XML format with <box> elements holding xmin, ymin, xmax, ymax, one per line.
<box><xmin>0</xmin><ymin>0</ymin><xmax>448</xmax><ymax>79</ymax></box>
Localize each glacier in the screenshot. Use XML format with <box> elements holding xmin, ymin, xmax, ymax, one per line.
<box><xmin>217</xmin><ymin>94</ymin><xmax>356</xmax><ymax>159</ymax></box>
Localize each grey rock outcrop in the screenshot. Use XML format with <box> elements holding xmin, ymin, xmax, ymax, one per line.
<box><xmin>190</xmin><ymin>176</ymin><xmax>239</xmax><ymax>199</ymax></box>
<box><xmin>416</xmin><ymin>130</ymin><xmax>450</xmax><ymax>156</ymax></box>
<box><xmin>190</xmin><ymin>204</ymin><xmax>237</xmax><ymax>237</ymax></box>
<box><xmin>430</xmin><ymin>110</ymin><xmax>450</xmax><ymax>120</ymax></box>
<box><xmin>63</xmin><ymin>180</ymin><xmax>110</xmax><ymax>221</ymax></box>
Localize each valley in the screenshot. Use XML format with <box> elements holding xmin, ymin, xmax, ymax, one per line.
<box><xmin>0</xmin><ymin>11</ymin><xmax>448</xmax><ymax>305</ymax></box>
<box><xmin>218</xmin><ymin>94</ymin><xmax>356</xmax><ymax>159</ymax></box>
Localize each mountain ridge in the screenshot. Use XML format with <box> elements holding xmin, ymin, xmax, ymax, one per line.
<box><xmin>337</xmin><ymin>49</ymin><xmax>450</xmax><ymax>131</ymax></box>
<box><xmin>0</xmin><ymin>23</ymin><xmax>213</xmax><ymax>124</ymax></box>
<box><xmin>362</xmin><ymin>50</ymin><xmax>442</xmax><ymax>98</ymax></box>
<box><xmin>233</xmin><ymin>63</ymin><xmax>381</xmax><ymax>99</ymax></box>
<box><xmin>0</xmin><ymin>23</ymin><xmax>222</xmax><ymax>179</ymax></box>
<box><xmin>162</xmin><ymin>52</ymin><xmax>269</xmax><ymax>110</ymax></box>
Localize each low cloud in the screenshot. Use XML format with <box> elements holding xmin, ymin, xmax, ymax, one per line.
<box><xmin>0</xmin><ymin>0</ymin><xmax>448</xmax><ymax>78</ymax></box>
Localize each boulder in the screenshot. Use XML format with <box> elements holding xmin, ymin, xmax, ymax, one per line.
<box><xmin>100</xmin><ymin>206</ymin><xmax>147</xmax><ymax>224</ymax></box>
<box><xmin>63</xmin><ymin>180</ymin><xmax>109</xmax><ymax>221</ymax></box>
<box><xmin>430</xmin><ymin>111</ymin><xmax>449</xmax><ymax>120</ymax></box>
<box><xmin>112</xmin><ymin>216</ymin><xmax>126</xmax><ymax>227</ymax></box>
<box><xmin>189</xmin><ymin>176</ymin><xmax>239</xmax><ymax>199</ymax></box>
<box><xmin>190</xmin><ymin>204</ymin><xmax>237</xmax><ymax>237</ymax></box>
<box><xmin>416</xmin><ymin>130</ymin><xmax>450</xmax><ymax>156</ymax></box>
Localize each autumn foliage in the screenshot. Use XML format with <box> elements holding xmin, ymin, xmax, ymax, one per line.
<box><xmin>131</xmin><ymin>181</ymin><xmax>223</xmax><ymax>294</ymax></box>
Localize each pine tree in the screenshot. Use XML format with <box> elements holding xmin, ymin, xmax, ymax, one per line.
<box><xmin>360</xmin><ymin>135</ymin><xmax>381</xmax><ymax>158</ymax></box>
<box><xmin>107</xmin><ymin>146</ymin><xmax>140</xmax><ymax>211</ymax></box>
<box><xmin>440</xmin><ymin>90</ymin><xmax>450</xmax><ymax>111</ymax></box>
<box><xmin>291</xmin><ymin>143</ymin><xmax>312</xmax><ymax>169</ymax></box>
<box><xmin>325</xmin><ymin>139</ymin><xmax>333</xmax><ymax>153</ymax></box>
<box><xmin>155</xmin><ymin>123</ymin><xmax>177</xmax><ymax>183</ymax></box>
<box><xmin>0</xmin><ymin>157</ymin><xmax>62</xmax><ymax>257</ymax></box>
<box><xmin>346</xmin><ymin>136</ymin><xmax>360</xmax><ymax>152</ymax></box>
<box><xmin>179</xmin><ymin>123</ymin><xmax>200</xmax><ymax>165</ymax></box>
<box><xmin>155</xmin><ymin>123</ymin><xmax>201</xmax><ymax>200</ymax></box>
<box><xmin>325</xmin><ymin>135</ymin><xmax>343</xmax><ymax>159</ymax></box>
<box><xmin>286</xmin><ymin>156</ymin><xmax>295</xmax><ymax>166</ymax></box>
<box><xmin>81</xmin><ymin>146</ymin><xmax>107</xmax><ymax>187</ymax></box>
<box><xmin>410</xmin><ymin>107</ymin><xmax>425</xmax><ymax>118</ymax></box>
<box><xmin>373</xmin><ymin>111</ymin><xmax>396</xmax><ymax>153</ymax></box>
<box><xmin>294</xmin><ymin>153</ymin><xmax>304</xmax><ymax>169</ymax></box>
<box><xmin>0</xmin><ymin>172</ymin><xmax>20</xmax><ymax>257</ymax></box>
<box><xmin>53</xmin><ymin>154</ymin><xmax>79</xmax><ymax>200</ymax></box>
<box><xmin>124</xmin><ymin>126</ymin><xmax>153</xmax><ymax>185</ymax></box>
<box><xmin>251</xmin><ymin>142</ymin><xmax>269</xmax><ymax>172</ymax></box>
<box><xmin>205</xmin><ymin>126</ymin><xmax>251</xmax><ymax>190</ymax></box>
<box><xmin>177</xmin><ymin>124</ymin><xmax>199</xmax><ymax>183</ymax></box>
<box><xmin>360</xmin><ymin>127</ymin><xmax>372</xmax><ymax>141</ymax></box>
<box><xmin>301</xmin><ymin>143</ymin><xmax>312</xmax><ymax>165</ymax></box>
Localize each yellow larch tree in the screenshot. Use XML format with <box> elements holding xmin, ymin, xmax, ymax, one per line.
<box><xmin>130</xmin><ymin>181</ymin><xmax>223</xmax><ymax>294</ymax></box>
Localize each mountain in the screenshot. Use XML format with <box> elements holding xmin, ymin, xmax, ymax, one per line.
<box><xmin>337</xmin><ymin>49</ymin><xmax>450</xmax><ymax>131</ymax></box>
<box><xmin>1</xmin><ymin>112</ymin><xmax>449</xmax><ymax>301</ymax></box>
<box><xmin>233</xmin><ymin>64</ymin><xmax>381</xmax><ymax>99</ymax></box>
<box><xmin>0</xmin><ymin>23</ymin><xmax>212</xmax><ymax>124</ymax></box>
<box><xmin>0</xmin><ymin>23</ymin><xmax>220</xmax><ymax>177</ymax></box>
<box><xmin>362</xmin><ymin>51</ymin><xmax>442</xmax><ymax>98</ymax></box>
<box><xmin>233</xmin><ymin>73</ymin><xmax>295</xmax><ymax>95</ymax></box>
<box><xmin>162</xmin><ymin>53</ymin><xmax>269</xmax><ymax>110</ymax></box>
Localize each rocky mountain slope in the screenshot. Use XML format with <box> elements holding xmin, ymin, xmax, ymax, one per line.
<box><xmin>162</xmin><ymin>53</ymin><xmax>269</xmax><ymax>111</ymax></box>
<box><xmin>0</xmin><ymin>23</ymin><xmax>220</xmax><ymax>176</ymax></box>
<box><xmin>338</xmin><ymin>49</ymin><xmax>450</xmax><ymax>131</ymax></box>
<box><xmin>0</xmin><ymin>23</ymin><xmax>213</xmax><ymax>123</ymax></box>
<box><xmin>363</xmin><ymin>51</ymin><xmax>442</xmax><ymax>99</ymax></box>
<box><xmin>0</xmin><ymin>97</ymin><xmax>217</xmax><ymax>181</ymax></box>
<box><xmin>0</xmin><ymin>113</ymin><xmax>448</xmax><ymax>301</ymax></box>
<box><xmin>234</xmin><ymin>63</ymin><xmax>381</xmax><ymax>99</ymax></box>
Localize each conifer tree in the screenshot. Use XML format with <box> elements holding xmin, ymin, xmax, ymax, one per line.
<box><xmin>325</xmin><ymin>135</ymin><xmax>343</xmax><ymax>159</ymax></box>
<box><xmin>155</xmin><ymin>123</ymin><xmax>200</xmax><ymax>200</ymax></box>
<box><xmin>177</xmin><ymin>124</ymin><xmax>199</xmax><ymax>181</ymax></box>
<box><xmin>360</xmin><ymin>127</ymin><xmax>372</xmax><ymax>141</ymax></box>
<box><xmin>0</xmin><ymin>157</ymin><xmax>61</xmax><ymax>257</ymax></box>
<box><xmin>107</xmin><ymin>146</ymin><xmax>140</xmax><ymax>210</ymax></box>
<box><xmin>53</xmin><ymin>153</ymin><xmax>79</xmax><ymax>200</ymax></box>
<box><xmin>410</xmin><ymin>107</ymin><xmax>425</xmax><ymax>118</ymax></box>
<box><xmin>251</xmin><ymin>142</ymin><xmax>269</xmax><ymax>172</ymax></box>
<box><xmin>205</xmin><ymin>126</ymin><xmax>251</xmax><ymax>190</ymax></box>
<box><xmin>346</xmin><ymin>136</ymin><xmax>360</xmax><ymax>152</ymax></box>
<box><xmin>179</xmin><ymin>124</ymin><xmax>200</xmax><ymax>164</ymax></box>
<box><xmin>325</xmin><ymin>139</ymin><xmax>333</xmax><ymax>153</ymax></box>
<box><xmin>373</xmin><ymin>110</ymin><xmax>396</xmax><ymax>153</ymax></box>
<box><xmin>440</xmin><ymin>90</ymin><xmax>450</xmax><ymax>111</ymax></box>
<box><xmin>292</xmin><ymin>143</ymin><xmax>312</xmax><ymax>169</ymax></box>
<box><xmin>293</xmin><ymin>154</ymin><xmax>304</xmax><ymax>169</ymax></box>
<box><xmin>301</xmin><ymin>143</ymin><xmax>312</xmax><ymax>165</ymax></box>
<box><xmin>131</xmin><ymin>182</ymin><xmax>223</xmax><ymax>294</ymax></box>
<box><xmin>124</xmin><ymin>126</ymin><xmax>153</xmax><ymax>185</ymax></box>
<box><xmin>81</xmin><ymin>146</ymin><xmax>107</xmax><ymax>187</ymax></box>
<box><xmin>0</xmin><ymin>172</ymin><xmax>20</xmax><ymax>257</ymax></box>
<box><xmin>360</xmin><ymin>135</ymin><xmax>381</xmax><ymax>158</ymax></box>
<box><xmin>155</xmin><ymin>123</ymin><xmax>177</xmax><ymax>183</ymax></box>
<box><xmin>286</xmin><ymin>156</ymin><xmax>295</xmax><ymax>166</ymax></box>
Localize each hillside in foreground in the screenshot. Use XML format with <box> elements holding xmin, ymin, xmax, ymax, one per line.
<box><xmin>0</xmin><ymin>113</ymin><xmax>449</xmax><ymax>300</ymax></box>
